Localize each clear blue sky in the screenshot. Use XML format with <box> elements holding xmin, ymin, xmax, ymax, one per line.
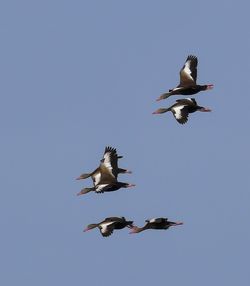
<box><xmin>1</xmin><ymin>1</ymin><xmax>250</xmax><ymax>285</ymax></box>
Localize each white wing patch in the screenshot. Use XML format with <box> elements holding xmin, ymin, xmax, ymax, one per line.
<box><xmin>149</xmin><ymin>218</ymin><xmax>157</xmax><ymax>223</ymax></box>
<box><xmin>182</xmin><ymin>60</ymin><xmax>194</xmax><ymax>81</ymax></box>
<box><xmin>100</xmin><ymin>221</ymin><xmax>114</xmax><ymax>233</ymax></box>
<box><xmin>102</xmin><ymin>152</ymin><xmax>113</xmax><ymax>171</ymax></box>
<box><xmin>95</xmin><ymin>184</ymin><xmax>109</xmax><ymax>193</ymax></box>
<box><xmin>173</xmin><ymin>105</ymin><xmax>185</xmax><ymax>119</ymax></box>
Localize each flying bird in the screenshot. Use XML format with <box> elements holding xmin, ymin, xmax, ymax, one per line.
<box><xmin>76</xmin><ymin>146</ymin><xmax>132</xmax><ymax>184</ymax></box>
<box><xmin>84</xmin><ymin>217</ymin><xmax>134</xmax><ymax>237</ymax></box>
<box><xmin>76</xmin><ymin>146</ymin><xmax>135</xmax><ymax>196</ymax></box>
<box><xmin>156</xmin><ymin>55</ymin><xmax>213</xmax><ymax>101</ymax></box>
<box><xmin>153</xmin><ymin>98</ymin><xmax>211</xmax><ymax>124</ymax></box>
<box><xmin>129</xmin><ymin>217</ymin><xmax>183</xmax><ymax>234</ymax></box>
<box><xmin>77</xmin><ymin>181</ymin><xmax>135</xmax><ymax>195</ymax></box>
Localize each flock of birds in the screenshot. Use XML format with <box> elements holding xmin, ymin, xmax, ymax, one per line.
<box><xmin>153</xmin><ymin>55</ymin><xmax>213</xmax><ymax>124</ymax></box>
<box><xmin>77</xmin><ymin>55</ymin><xmax>214</xmax><ymax>237</ymax></box>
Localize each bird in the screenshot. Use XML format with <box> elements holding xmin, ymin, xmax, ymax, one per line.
<box><xmin>77</xmin><ymin>182</ymin><xmax>136</xmax><ymax>195</ymax></box>
<box><xmin>76</xmin><ymin>146</ymin><xmax>135</xmax><ymax>196</ymax></box>
<box><xmin>152</xmin><ymin>98</ymin><xmax>211</xmax><ymax>124</ymax></box>
<box><xmin>76</xmin><ymin>146</ymin><xmax>132</xmax><ymax>185</ymax></box>
<box><xmin>156</xmin><ymin>55</ymin><xmax>213</xmax><ymax>101</ymax></box>
<box><xmin>83</xmin><ymin>217</ymin><xmax>134</xmax><ymax>237</ymax></box>
<box><xmin>129</xmin><ymin>217</ymin><xmax>183</xmax><ymax>234</ymax></box>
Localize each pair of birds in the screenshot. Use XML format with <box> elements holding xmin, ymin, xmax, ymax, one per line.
<box><xmin>84</xmin><ymin>216</ymin><xmax>183</xmax><ymax>237</ymax></box>
<box><xmin>153</xmin><ymin>55</ymin><xmax>213</xmax><ymax>124</ymax></box>
<box><xmin>76</xmin><ymin>146</ymin><xmax>135</xmax><ymax>196</ymax></box>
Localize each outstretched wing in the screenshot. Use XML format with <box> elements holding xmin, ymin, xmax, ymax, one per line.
<box><xmin>95</xmin><ymin>184</ymin><xmax>111</xmax><ymax>193</ymax></box>
<box><xmin>94</xmin><ymin>183</ymin><xmax>118</xmax><ymax>193</ymax></box>
<box><xmin>172</xmin><ymin>104</ymin><xmax>189</xmax><ymax>124</ymax></box>
<box><xmin>101</xmin><ymin>146</ymin><xmax>119</xmax><ymax>178</ymax></box>
<box><xmin>179</xmin><ymin>55</ymin><xmax>198</xmax><ymax>86</ymax></box>
<box><xmin>99</xmin><ymin>221</ymin><xmax>115</xmax><ymax>237</ymax></box>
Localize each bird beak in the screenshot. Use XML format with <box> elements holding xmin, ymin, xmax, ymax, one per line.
<box><xmin>76</xmin><ymin>175</ymin><xmax>83</xmax><ymax>180</ymax></box>
<box><xmin>172</xmin><ymin>222</ymin><xmax>184</xmax><ymax>226</ymax></box>
<box><xmin>206</xmin><ymin>84</ymin><xmax>214</xmax><ymax>90</ymax></box>
<box><xmin>127</xmin><ymin>184</ymin><xmax>136</xmax><ymax>188</ymax></box>
<box><xmin>201</xmin><ymin>108</ymin><xmax>212</xmax><ymax>112</ymax></box>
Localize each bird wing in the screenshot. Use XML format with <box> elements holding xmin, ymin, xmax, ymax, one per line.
<box><xmin>146</xmin><ymin>218</ymin><xmax>165</xmax><ymax>223</ymax></box>
<box><xmin>94</xmin><ymin>184</ymin><xmax>111</xmax><ymax>193</ymax></box>
<box><xmin>94</xmin><ymin>183</ymin><xmax>118</xmax><ymax>193</ymax></box>
<box><xmin>179</xmin><ymin>55</ymin><xmax>198</xmax><ymax>86</ymax></box>
<box><xmin>172</xmin><ymin>104</ymin><xmax>189</xmax><ymax>124</ymax></box>
<box><xmin>99</xmin><ymin>221</ymin><xmax>115</xmax><ymax>237</ymax></box>
<box><xmin>101</xmin><ymin>146</ymin><xmax>119</xmax><ymax>178</ymax></box>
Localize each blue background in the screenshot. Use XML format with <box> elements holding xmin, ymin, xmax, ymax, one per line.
<box><xmin>1</xmin><ymin>1</ymin><xmax>250</xmax><ymax>285</ymax></box>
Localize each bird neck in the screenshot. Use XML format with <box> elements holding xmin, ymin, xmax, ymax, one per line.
<box><xmin>87</xmin><ymin>224</ymin><xmax>99</xmax><ymax>230</ymax></box>
<box><xmin>77</xmin><ymin>187</ymin><xmax>94</xmax><ymax>196</ymax></box>
<box><xmin>130</xmin><ymin>226</ymin><xmax>147</xmax><ymax>233</ymax></box>
<box><xmin>76</xmin><ymin>173</ymin><xmax>91</xmax><ymax>180</ymax></box>
<box><xmin>84</xmin><ymin>224</ymin><xmax>99</xmax><ymax>232</ymax></box>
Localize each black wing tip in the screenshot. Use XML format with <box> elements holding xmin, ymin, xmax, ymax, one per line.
<box><xmin>104</xmin><ymin>146</ymin><xmax>118</xmax><ymax>155</ymax></box>
<box><xmin>187</xmin><ymin>54</ymin><xmax>197</xmax><ymax>60</ymax></box>
<box><xmin>101</xmin><ymin>228</ymin><xmax>114</xmax><ymax>237</ymax></box>
<box><xmin>102</xmin><ymin>232</ymin><xmax>112</xmax><ymax>237</ymax></box>
<box><xmin>95</xmin><ymin>190</ymin><xmax>104</xmax><ymax>194</ymax></box>
<box><xmin>176</xmin><ymin>117</ymin><xmax>188</xmax><ymax>124</ymax></box>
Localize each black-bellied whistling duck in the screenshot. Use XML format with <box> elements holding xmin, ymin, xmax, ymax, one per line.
<box><xmin>77</xmin><ymin>182</ymin><xmax>135</xmax><ymax>195</ymax></box>
<box><xmin>76</xmin><ymin>146</ymin><xmax>132</xmax><ymax>185</ymax></box>
<box><xmin>76</xmin><ymin>146</ymin><xmax>135</xmax><ymax>196</ymax></box>
<box><xmin>129</xmin><ymin>218</ymin><xmax>183</xmax><ymax>234</ymax></box>
<box><xmin>83</xmin><ymin>217</ymin><xmax>134</xmax><ymax>237</ymax></box>
<box><xmin>153</xmin><ymin>98</ymin><xmax>211</xmax><ymax>124</ymax></box>
<box><xmin>156</xmin><ymin>55</ymin><xmax>213</xmax><ymax>101</ymax></box>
